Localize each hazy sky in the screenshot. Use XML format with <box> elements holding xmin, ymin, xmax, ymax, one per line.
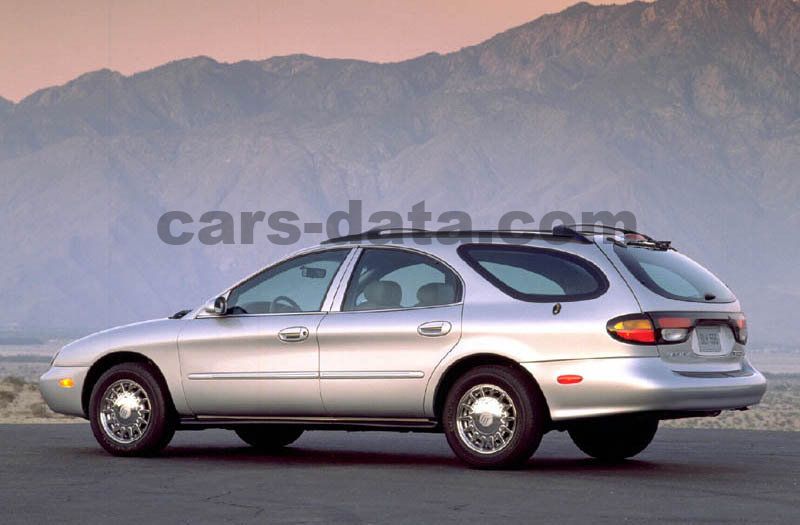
<box><xmin>0</xmin><ymin>0</ymin><xmax>596</xmax><ymax>102</ymax></box>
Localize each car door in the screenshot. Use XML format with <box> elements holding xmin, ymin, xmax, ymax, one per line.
<box><xmin>317</xmin><ymin>247</ymin><xmax>463</xmax><ymax>418</ymax></box>
<box><xmin>178</xmin><ymin>248</ymin><xmax>353</xmax><ymax>416</ymax></box>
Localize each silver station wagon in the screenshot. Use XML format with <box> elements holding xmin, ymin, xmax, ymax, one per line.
<box><xmin>40</xmin><ymin>226</ymin><xmax>766</xmax><ymax>468</ymax></box>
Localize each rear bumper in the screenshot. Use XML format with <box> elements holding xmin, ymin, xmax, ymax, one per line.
<box><xmin>39</xmin><ymin>366</ymin><xmax>90</xmax><ymax>418</ymax></box>
<box><xmin>521</xmin><ymin>357</ymin><xmax>767</xmax><ymax>421</ymax></box>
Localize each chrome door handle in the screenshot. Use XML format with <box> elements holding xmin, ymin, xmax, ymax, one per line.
<box><xmin>278</xmin><ymin>326</ymin><xmax>309</xmax><ymax>342</ymax></box>
<box><xmin>417</xmin><ymin>321</ymin><xmax>452</xmax><ymax>337</ymax></box>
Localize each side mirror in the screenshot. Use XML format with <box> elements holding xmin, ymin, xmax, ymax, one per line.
<box><xmin>204</xmin><ymin>296</ymin><xmax>228</xmax><ymax>315</ymax></box>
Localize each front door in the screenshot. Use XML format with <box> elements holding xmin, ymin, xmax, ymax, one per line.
<box><xmin>317</xmin><ymin>247</ymin><xmax>464</xmax><ymax>417</ymax></box>
<box><xmin>178</xmin><ymin>248</ymin><xmax>352</xmax><ymax>416</ymax></box>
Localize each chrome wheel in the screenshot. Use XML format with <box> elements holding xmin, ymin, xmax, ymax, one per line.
<box><xmin>456</xmin><ymin>383</ymin><xmax>517</xmax><ymax>454</ymax></box>
<box><xmin>99</xmin><ymin>379</ymin><xmax>152</xmax><ymax>444</ymax></box>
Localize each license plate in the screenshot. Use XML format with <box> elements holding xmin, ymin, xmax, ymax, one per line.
<box><xmin>695</xmin><ymin>326</ymin><xmax>723</xmax><ymax>354</ymax></box>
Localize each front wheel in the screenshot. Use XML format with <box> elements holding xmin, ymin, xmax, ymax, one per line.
<box><xmin>443</xmin><ymin>365</ymin><xmax>548</xmax><ymax>469</ymax></box>
<box><xmin>89</xmin><ymin>362</ymin><xmax>175</xmax><ymax>456</ymax></box>
<box><xmin>568</xmin><ymin>415</ymin><xmax>658</xmax><ymax>461</ymax></box>
<box><xmin>235</xmin><ymin>425</ymin><xmax>304</xmax><ymax>451</ymax></box>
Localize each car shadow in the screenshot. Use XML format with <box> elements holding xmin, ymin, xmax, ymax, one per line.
<box><xmin>163</xmin><ymin>443</ymin><xmax>463</xmax><ymax>467</ymax></box>
<box><xmin>69</xmin><ymin>443</ymin><xmax>739</xmax><ymax>477</ymax></box>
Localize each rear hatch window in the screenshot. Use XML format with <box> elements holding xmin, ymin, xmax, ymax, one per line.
<box><xmin>613</xmin><ymin>244</ymin><xmax>735</xmax><ymax>303</ymax></box>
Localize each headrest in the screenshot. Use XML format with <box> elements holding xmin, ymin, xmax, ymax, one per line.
<box><xmin>416</xmin><ymin>282</ymin><xmax>456</xmax><ymax>306</ymax></box>
<box><xmin>364</xmin><ymin>280</ymin><xmax>402</xmax><ymax>307</ymax></box>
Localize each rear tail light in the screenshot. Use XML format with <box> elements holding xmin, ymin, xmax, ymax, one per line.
<box><xmin>732</xmin><ymin>314</ymin><xmax>748</xmax><ymax>344</ymax></box>
<box><xmin>652</xmin><ymin>315</ymin><xmax>693</xmax><ymax>344</ymax></box>
<box><xmin>607</xmin><ymin>312</ymin><xmax>748</xmax><ymax>345</ymax></box>
<box><xmin>606</xmin><ymin>315</ymin><xmax>656</xmax><ymax>344</ymax></box>
<box><xmin>660</xmin><ymin>328</ymin><xmax>689</xmax><ymax>342</ymax></box>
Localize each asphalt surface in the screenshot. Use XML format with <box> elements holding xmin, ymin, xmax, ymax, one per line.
<box><xmin>1</xmin><ymin>425</ymin><xmax>797</xmax><ymax>524</ymax></box>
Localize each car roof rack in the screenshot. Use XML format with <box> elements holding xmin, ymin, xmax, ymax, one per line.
<box><xmin>566</xmin><ymin>223</ymin><xmax>656</xmax><ymax>242</ymax></box>
<box><xmin>567</xmin><ymin>224</ymin><xmax>674</xmax><ymax>250</ymax></box>
<box><xmin>321</xmin><ymin>228</ymin><xmax>428</xmax><ymax>244</ymax></box>
<box><xmin>322</xmin><ymin>225</ymin><xmax>591</xmax><ymax>244</ymax></box>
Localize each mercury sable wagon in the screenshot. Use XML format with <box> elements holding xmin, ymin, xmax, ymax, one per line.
<box><xmin>40</xmin><ymin>226</ymin><xmax>766</xmax><ymax>468</ymax></box>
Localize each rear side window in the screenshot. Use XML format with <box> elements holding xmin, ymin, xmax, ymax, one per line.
<box><xmin>458</xmin><ymin>244</ymin><xmax>608</xmax><ymax>302</ymax></box>
<box><xmin>342</xmin><ymin>248</ymin><xmax>462</xmax><ymax>311</ymax></box>
<box><xmin>613</xmin><ymin>244</ymin><xmax>735</xmax><ymax>303</ymax></box>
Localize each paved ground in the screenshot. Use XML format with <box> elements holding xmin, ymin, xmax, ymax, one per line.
<box><xmin>1</xmin><ymin>425</ymin><xmax>797</xmax><ymax>524</ymax></box>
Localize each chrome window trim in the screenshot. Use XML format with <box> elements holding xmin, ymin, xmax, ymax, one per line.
<box><xmin>324</xmin><ymin>246</ymin><xmax>362</xmax><ymax>313</ymax></box>
<box><xmin>197</xmin><ymin>310</ymin><xmax>328</xmax><ymax>320</ymax></box>
<box><xmin>330</xmin><ymin>244</ymin><xmax>466</xmax><ymax>313</ymax></box>
<box><xmin>326</xmin><ymin>302</ymin><xmax>463</xmax><ymax>315</ymax></box>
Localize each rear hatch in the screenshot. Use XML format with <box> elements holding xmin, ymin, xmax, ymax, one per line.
<box><xmin>599</xmin><ymin>236</ymin><xmax>747</xmax><ymax>373</ymax></box>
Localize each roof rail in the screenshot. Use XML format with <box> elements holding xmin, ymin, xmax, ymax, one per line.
<box><xmin>322</xmin><ymin>226</ymin><xmax>591</xmax><ymax>244</ymax></box>
<box><xmin>321</xmin><ymin>228</ymin><xmax>429</xmax><ymax>244</ymax></box>
<box><xmin>551</xmin><ymin>224</ymin><xmax>590</xmax><ymax>243</ymax></box>
<box><xmin>566</xmin><ymin>223</ymin><xmax>655</xmax><ymax>242</ymax></box>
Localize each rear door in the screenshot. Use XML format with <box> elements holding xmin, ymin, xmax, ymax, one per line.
<box><xmin>317</xmin><ymin>247</ymin><xmax>463</xmax><ymax>417</ymax></box>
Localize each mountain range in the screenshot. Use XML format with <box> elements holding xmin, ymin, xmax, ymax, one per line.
<box><xmin>1</xmin><ymin>0</ymin><xmax>799</xmax><ymax>345</ymax></box>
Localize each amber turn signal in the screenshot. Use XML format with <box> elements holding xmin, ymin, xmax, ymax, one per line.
<box><xmin>607</xmin><ymin>316</ymin><xmax>656</xmax><ymax>344</ymax></box>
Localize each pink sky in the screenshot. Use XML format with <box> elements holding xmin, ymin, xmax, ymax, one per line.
<box><xmin>0</xmin><ymin>0</ymin><xmax>600</xmax><ymax>102</ymax></box>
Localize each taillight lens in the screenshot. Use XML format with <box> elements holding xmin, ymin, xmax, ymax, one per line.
<box><xmin>732</xmin><ymin>314</ymin><xmax>748</xmax><ymax>344</ymax></box>
<box><xmin>608</xmin><ymin>312</ymin><xmax>747</xmax><ymax>345</ymax></box>
<box><xmin>660</xmin><ymin>328</ymin><xmax>689</xmax><ymax>342</ymax></box>
<box><xmin>607</xmin><ymin>316</ymin><xmax>656</xmax><ymax>344</ymax></box>
<box><xmin>652</xmin><ymin>315</ymin><xmax>693</xmax><ymax>344</ymax></box>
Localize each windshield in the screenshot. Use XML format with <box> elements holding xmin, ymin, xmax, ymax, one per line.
<box><xmin>613</xmin><ymin>244</ymin><xmax>735</xmax><ymax>303</ymax></box>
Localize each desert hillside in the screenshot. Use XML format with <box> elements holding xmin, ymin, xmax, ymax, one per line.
<box><xmin>0</xmin><ymin>0</ymin><xmax>799</xmax><ymax>345</ymax></box>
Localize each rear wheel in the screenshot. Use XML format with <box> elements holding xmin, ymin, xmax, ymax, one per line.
<box><xmin>568</xmin><ymin>414</ymin><xmax>658</xmax><ymax>461</ymax></box>
<box><xmin>235</xmin><ymin>425</ymin><xmax>304</xmax><ymax>451</ymax></box>
<box><xmin>443</xmin><ymin>365</ymin><xmax>547</xmax><ymax>469</ymax></box>
<box><xmin>89</xmin><ymin>362</ymin><xmax>175</xmax><ymax>456</ymax></box>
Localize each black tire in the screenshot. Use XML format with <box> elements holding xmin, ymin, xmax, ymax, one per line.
<box><xmin>443</xmin><ymin>365</ymin><xmax>548</xmax><ymax>469</ymax></box>
<box><xmin>568</xmin><ymin>414</ymin><xmax>658</xmax><ymax>461</ymax></box>
<box><xmin>235</xmin><ymin>426</ymin><xmax>304</xmax><ymax>451</ymax></box>
<box><xmin>89</xmin><ymin>362</ymin><xmax>175</xmax><ymax>457</ymax></box>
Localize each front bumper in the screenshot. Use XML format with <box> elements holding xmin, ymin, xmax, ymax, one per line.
<box><xmin>522</xmin><ymin>357</ymin><xmax>767</xmax><ymax>421</ymax></box>
<box><xmin>39</xmin><ymin>366</ymin><xmax>90</xmax><ymax>418</ymax></box>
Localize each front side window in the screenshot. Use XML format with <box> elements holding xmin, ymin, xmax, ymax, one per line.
<box><xmin>613</xmin><ymin>244</ymin><xmax>735</xmax><ymax>303</ymax></box>
<box><xmin>342</xmin><ymin>249</ymin><xmax>462</xmax><ymax>311</ymax></box>
<box><xmin>458</xmin><ymin>244</ymin><xmax>608</xmax><ymax>302</ymax></box>
<box><xmin>227</xmin><ymin>249</ymin><xmax>349</xmax><ymax>314</ymax></box>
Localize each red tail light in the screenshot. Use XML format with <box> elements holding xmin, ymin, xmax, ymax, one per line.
<box><xmin>608</xmin><ymin>312</ymin><xmax>748</xmax><ymax>345</ymax></box>
<box><xmin>732</xmin><ymin>314</ymin><xmax>748</xmax><ymax>344</ymax></box>
<box><xmin>606</xmin><ymin>315</ymin><xmax>656</xmax><ymax>344</ymax></box>
<box><xmin>654</xmin><ymin>316</ymin><xmax>693</xmax><ymax>329</ymax></box>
